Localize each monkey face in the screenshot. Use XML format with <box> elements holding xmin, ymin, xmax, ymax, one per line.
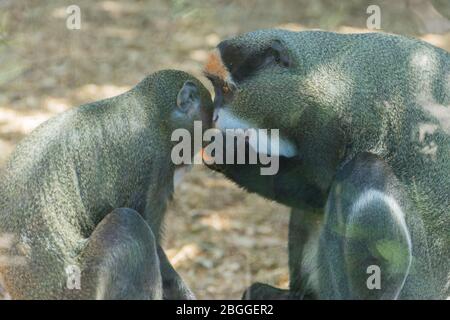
<box><xmin>204</xmin><ymin>30</ymin><xmax>306</xmax><ymax>157</ymax></box>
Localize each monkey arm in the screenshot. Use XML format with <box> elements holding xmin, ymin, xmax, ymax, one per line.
<box><xmin>241</xmin><ymin>208</ymin><xmax>322</xmax><ymax>300</ymax></box>
<box><xmin>157</xmin><ymin>246</ymin><xmax>196</xmax><ymax>300</ymax></box>
<box><xmin>242</xmin><ymin>282</ymin><xmax>290</xmax><ymax>300</ymax></box>
<box><xmin>206</xmin><ymin>142</ymin><xmax>327</xmax><ymax>300</ymax></box>
<box><xmin>288</xmin><ymin>207</ymin><xmax>322</xmax><ymax>299</ymax></box>
<box><xmin>206</xmin><ymin>143</ymin><xmax>327</xmax><ymax>210</ymax></box>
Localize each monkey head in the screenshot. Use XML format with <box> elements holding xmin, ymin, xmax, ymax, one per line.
<box><xmin>203</xmin><ymin>29</ymin><xmax>306</xmax><ymax>157</ymax></box>
<box><xmin>142</xmin><ymin>70</ymin><xmax>213</xmax><ymax>135</ymax></box>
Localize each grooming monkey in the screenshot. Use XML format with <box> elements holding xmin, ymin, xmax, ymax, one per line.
<box><xmin>204</xmin><ymin>29</ymin><xmax>450</xmax><ymax>299</ymax></box>
<box><xmin>0</xmin><ymin>70</ymin><xmax>213</xmax><ymax>299</ymax></box>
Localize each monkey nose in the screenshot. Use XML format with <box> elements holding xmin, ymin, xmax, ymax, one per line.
<box><xmin>213</xmin><ymin>109</ymin><xmax>219</xmax><ymax>123</ymax></box>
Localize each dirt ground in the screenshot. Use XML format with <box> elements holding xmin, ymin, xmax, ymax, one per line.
<box><xmin>0</xmin><ymin>0</ymin><xmax>449</xmax><ymax>299</ymax></box>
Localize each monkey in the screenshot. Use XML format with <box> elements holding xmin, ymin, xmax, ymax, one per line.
<box><xmin>0</xmin><ymin>70</ymin><xmax>213</xmax><ymax>299</ymax></box>
<box><xmin>204</xmin><ymin>29</ymin><xmax>450</xmax><ymax>299</ymax></box>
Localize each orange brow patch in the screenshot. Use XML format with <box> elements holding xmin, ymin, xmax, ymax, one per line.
<box><xmin>204</xmin><ymin>49</ymin><xmax>230</xmax><ymax>82</ymax></box>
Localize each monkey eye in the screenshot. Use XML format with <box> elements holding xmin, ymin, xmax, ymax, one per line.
<box><xmin>222</xmin><ymin>83</ymin><xmax>236</xmax><ymax>95</ymax></box>
<box><xmin>222</xmin><ymin>85</ymin><xmax>229</xmax><ymax>94</ymax></box>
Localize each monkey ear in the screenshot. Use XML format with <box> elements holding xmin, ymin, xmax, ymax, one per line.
<box><xmin>176</xmin><ymin>81</ymin><xmax>200</xmax><ymax>113</ymax></box>
<box><xmin>268</xmin><ymin>39</ymin><xmax>291</xmax><ymax>67</ymax></box>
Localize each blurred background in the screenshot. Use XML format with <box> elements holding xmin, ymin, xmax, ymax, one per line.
<box><xmin>0</xmin><ymin>0</ymin><xmax>449</xmax><ymax>299</ymax></box>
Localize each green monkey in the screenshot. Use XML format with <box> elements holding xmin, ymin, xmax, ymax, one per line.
<box><xmin>0</xmin><ymin>70</ymin><xmax>213</xmax><ymax>299</ymax></box>
<box><xmin>204</xmin><ymin>29</ymin><xmax>450</xmax><ymax>299</ymax></box>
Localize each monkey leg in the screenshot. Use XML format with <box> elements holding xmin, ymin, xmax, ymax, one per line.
<box><xmin>316</xmin><ymin>153</ymin><xmax>412</xmax><ymax>299</ymax></box>
<box><xmin>66</xmin><ymin>208</ymin><xmax>163</xmax><ymax>299</ymax></box>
